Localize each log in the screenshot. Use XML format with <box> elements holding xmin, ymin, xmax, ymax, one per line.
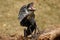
<box><xmin>16</xmin><ymin>28</ymin><xmax>60</xmax><ymax>40</ymax></box>
<box><xmin>38</xmin><ymin>28</ymin><xmax>60</xmax><ymax>40</ymax></box>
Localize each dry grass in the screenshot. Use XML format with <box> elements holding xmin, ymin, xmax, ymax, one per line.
<box><xmin>0</xmin><ymin>0</ymin><xmax>60</xmax><ymax>37</ymax></box>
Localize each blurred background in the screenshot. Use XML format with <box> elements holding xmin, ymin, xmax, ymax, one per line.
<box><xmin>0</xmin><ymin>0</ymin><xmax>60</xmax><ymax>37</ymax></box>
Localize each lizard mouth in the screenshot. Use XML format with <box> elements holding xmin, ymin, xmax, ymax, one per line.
<box><xmin>28</xmin><ymin>7</ymin><xmax>35</xmax><ymax>11</ymax></box>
